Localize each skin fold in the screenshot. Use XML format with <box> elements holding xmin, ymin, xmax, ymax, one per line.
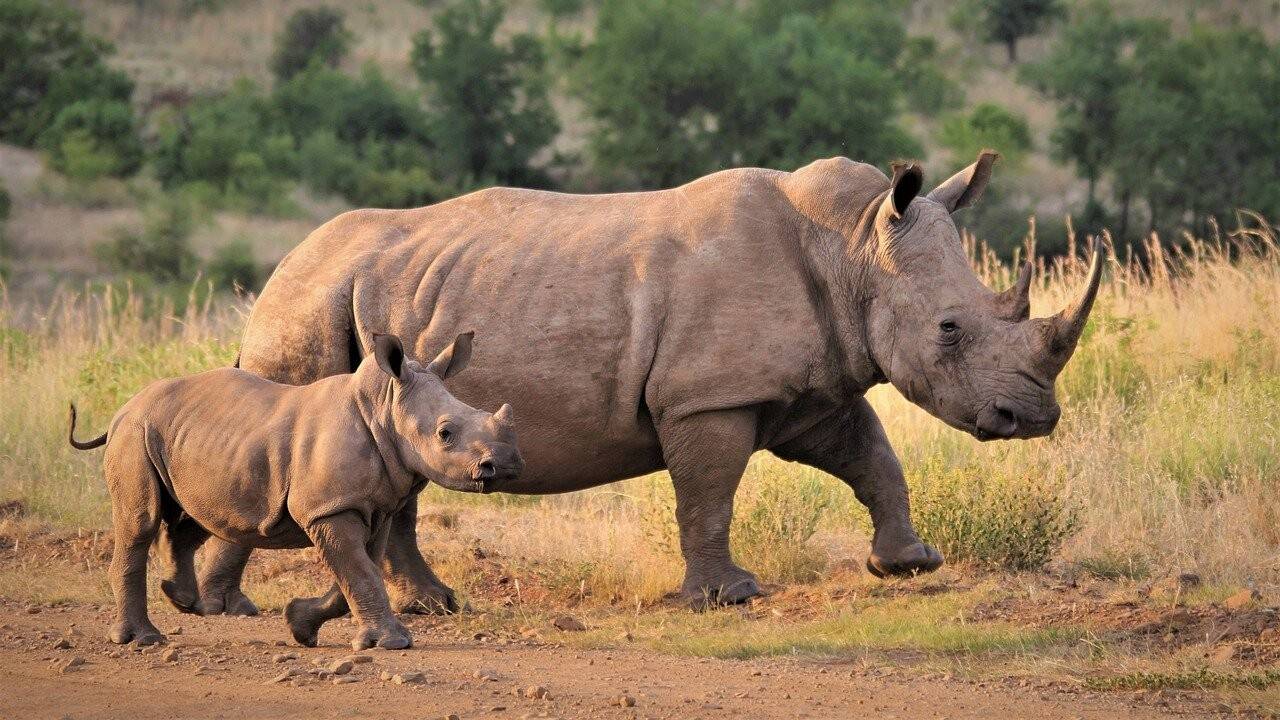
<box><xmin>70</xmin><ymin>334</ymin><xmax>522</xmax><ymax>648</ymax></box>
<box><xmin>202</xmin><ymin>152</ymin><xmax>1101</xmax><ymax>610</ymax></box>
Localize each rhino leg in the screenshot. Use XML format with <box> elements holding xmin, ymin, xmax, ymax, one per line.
<box><xmin>383</xmin><ymin>495</ymin><xmax>458</xmax><ymax>614</ymax></box>
<box><xmin>773</xmin><ymin>397</ymin><xmax>942</xmax><ymax>578</ymax></box>
<box><xmin>159</xmin><ymin>517</ymin><xmax>210</xmax><ymax>615</ymax></box>
<box><xmin>105</xmin><ymin>439</ymin><xmax>166</xmax><ymax>646</ymax></box>
<box><xmin>660</xmin><ymin>408</ymin><xmax>762</xmax><ymax>609</ymax></box>
<box><xmin>196</xmin><ymin>539</ymin><xmax>260</xmax><ymax>616</ymax></box>
<box><xmin>285</xmin><ymin>583</ymin><xmax>349</xmax><ymax>647</ymax></box>
<box><xmin>307</xmin><ymin>511</ymin><xmax>411</xmax><ymax>651</ymax></box>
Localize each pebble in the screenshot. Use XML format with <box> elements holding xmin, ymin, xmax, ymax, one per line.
<box><xmin>329</xmin><ymin>659</ymin><xmax>354</xmax><ymax>675</ymax></box>
<box><xmin>346</xmin><ymin>654</ymin><xmax>374</xmax><ymax>664</ymax></box>
<box><xmin>52</xmin><ymin>638</ymin><xmax>73</xmax><ymax>650</ymax></box>
<box><xmin>59</xmin><ymin>656</ymin><xmax>86</xmax><ymax>673</ymax></box>
<box><xmin>161</xmin><ymin>648</ymin><xmax>180</xmax><ymax>663</ymax></box>
<box><xmin>522</xmin><ymin>685</ymin><xmax>551</xmax><ymax>700</ymax></box>
<box><xmin>615</xmin><ymin>694</ymin><xmax>637</xmax><ymax>707</ymax></box>
<box><xmin>1225</xmin><ymin>588</ymin><xmax>1262</xmax><ymax>610</ymax></box>
<box><xmin>273</xmin><ymin>652</ymin><xmax>299</xmax><ymax>663</ymax></box>
<box><xmin>267</xmin><ymin>668</ymin><xmax>300</xmax><ymax>684</ymax></box>
<box><xmin>393</xmin><ymin>672</ymin><xmax>424</xmax><ymax>685</ymax></box>
<box><xmin>474</xmin><ymin>668</ymin><xmax>501</xmax><ymax>681</ymax></box>
<box><xmin>552</xmin><ymin>616</ymin><xmax>586</xmax><ymax>632</ymax></box>
<box><xmin>489</xmin><ymin>706</ymin><xmax>507</xmax><ymax>712</ymax></box>
<box><xmin>442</xmin><ymin>715</ymin><xmax>461</xmax><ymax>720</ymax></box>
<box><xmin>332</xmin><ymin>675</ymin><xmax>360</xmax><ymax>685</ymax></box>
<box><xmin>169</xmin><ymin>626</ymin><xmax>183</xmax><ymax>636</ymax></box>
<box><xmin>25</xmin><ymin>605</ymin><xmax>41</xmax><ymax>614</ymax></box>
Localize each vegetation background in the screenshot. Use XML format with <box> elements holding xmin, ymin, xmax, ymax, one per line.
<box><xmin>0</xmin><ymin>0</ymin><xmax>1278</xmax><ymax>708</ymax></box>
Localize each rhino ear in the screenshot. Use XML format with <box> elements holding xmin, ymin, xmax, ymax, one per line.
<box><xmin>427</xmin><ymin>331</ymin><xmax>474</xmax><ymax>380</ymax></box>
<box><xmin>928</xmin><ymin>150</ymin><xmax>998</xmax><ymax>213</ymax></box>
<box><xmin>881</xmin><ymin>161</ymin><xmax>923</xmax><ymax>220</ymax></box>
<box><xmin>373</xmin><ymin>334</ymin><xmax>406</xmax><ymax>382</ymax></box>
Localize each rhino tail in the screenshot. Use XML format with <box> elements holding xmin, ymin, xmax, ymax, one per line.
<box><xmin>68</xmin><ymin>403</ymin><xmax>107</xmax><ymax>450</ymax></box>
<box><xmin>233</xmin><ymin>350</ymin><xmax>241</xmax><ymax>369</ymax></box>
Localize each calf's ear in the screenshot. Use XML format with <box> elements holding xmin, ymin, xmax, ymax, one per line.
<box><xmin>928</xmin><ymin>150</ymin><xmax>998</xmax><ymax>213</ymax></box>
<box><xmin>880</xmin><ymin>161</ymin><xmax>924</xmax><ymax>221</ymax></box>
<box><xmin>427</xmin><ymin>331</ymin><xmax>474</xmax><ymax>380</ymax></box>
<box><xmin>373</xmin><ymin>334</ymin><xmax>407</xmax><ymax>381</ymax></box>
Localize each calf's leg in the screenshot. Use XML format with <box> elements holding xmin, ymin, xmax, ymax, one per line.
<box><xmin>159</xmin><ymin>517</ymin><xmax>210</xmax><ymax>615</ymax></box>
<box><xmin>305</xmin><ymin>512</ymin><xmax>410</xmax><ymax>650</ymax></box>
<box><xmin>196</xmin><ymin>538</ymin><xmax>260</xmax><ymax>616</ymax></box>
<box><xmin>658</xmin><ymin>408</ymin><xmax>760</xmax><ymax>609</ymax></box>
<box><xmin>105</xmin><ymin>444</ymin><xmax>166</xmax><ymax>645</ymax></box>
<box><xmin>383</xmin><ymin>496</ymin><xmax>457</xmax><ymax>614</ymax></box>
<box><xmin>772</xmin><ymin>397</ymin><xmax>942</xmax><ymax>577</ymax></box>
<box><xmin>285</xmin><ymin>584</ymin><xmax>348</xmax><ymax>647</ymax></box>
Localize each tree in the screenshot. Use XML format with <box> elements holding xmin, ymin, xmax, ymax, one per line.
<box><xmin>270</xmin><ymin>6</ymin><xmax>352</xmax><ymax>83</ymax></box>
<box><xmin>412</xmin><ymin>0</ymin><xmax>559</xmax><ymax>187</ymax></box>
<box><xmin>953</xmin><ymin>0</ymin><xmax>1064</xmax><ymax>63</ymax></box>
<box><xmin>0</xmin><ymin>0</ymin><xmax>135</xmax><ymax>146</ymax></box>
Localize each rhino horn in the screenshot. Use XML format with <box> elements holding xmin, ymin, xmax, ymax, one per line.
<box><xmin>1044</xmin><ymin>238</ymin><xmax>1104</xmax><ymax>368</ymax></box>
<box><xmin>997</xmin><ymin>260</ymin><xmax>1033</xmax><ymax>321</ymax></box>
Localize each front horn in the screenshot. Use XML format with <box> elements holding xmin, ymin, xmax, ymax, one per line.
<box><xmin>1047</xmin><ymin>238</ymin><xmax>1104</xmax><ymax>360</ymax></box>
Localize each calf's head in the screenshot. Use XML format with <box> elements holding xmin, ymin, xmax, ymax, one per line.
<box><xmin>863</xmin><ymin>152</ymin><xmax>1102</xmax><ymax>440</ymax></box>
<box><xmin>370</xmin><ymin>332</ymin><xmax>522</xmax><ymax>491</ymax></box>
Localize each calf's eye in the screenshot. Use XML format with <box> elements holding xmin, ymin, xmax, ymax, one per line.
<box><xmin>437</xmin><ymin>426</ymin><xmax>453</xmax><ymax>443</ymax></box>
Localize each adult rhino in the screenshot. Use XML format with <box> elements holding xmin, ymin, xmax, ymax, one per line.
<box><xmin>195</xmin><ymin>151</ymin><xmax>1102</xmax><ymax>614</ymax></box>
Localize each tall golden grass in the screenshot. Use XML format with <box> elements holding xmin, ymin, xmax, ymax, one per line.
<box><xmin>1</xmin><ymin>217</ymin><xmax>1276</xmax><ymax>606</ymax></box>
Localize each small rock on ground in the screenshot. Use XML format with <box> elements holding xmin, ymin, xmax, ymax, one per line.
<box><xmin>474</xmin><ymin>668</ymin><xmax>500</xmax><ymax>681</ymax></box>
<box><xmin>392</xmin><ymin>672</ymin><xmax>424</xmax><ymax>685</ymax></box>
<box><xmin>522</xmin><ymin>685</ymin><xmax>551</xmax><ymax>700</ymax></box>
<box><xmin>614</xmin><ymin>694</ymin><xmax>636</xmax><ymax>707</ymax></box>
<box><xmin>59</xmin><ymin>656</ymin><xmax>86</xmax><ymax>673</ymax></box>
<box><xmin>329</xmin><ymin>659</ymin><xmax>354</xmax><ymax>675</ymax></box>
<box><xmin>332</xmin><ymin>675</ymin><xmax>360</xmax><ymax>685</ymax></box>
<box><xmin>272</xmin><ymin>652</ymin><xmax>299</xmax><ymax>663</ymax></box>
<box><xmin>552</xmin><ymin>616</ymin><xmax>586</xmax><ymax>632</ymax></box>
<box><xmin>1225</xmin><ymin>588</ymin><xmax>1263</xmax><ymax>610</ymax></box>
<box><xmin>52</xmin><ymin>638</ymin><xmax>72</xmax><ymax>650</ymax></box>
<box><xmin>345</xmin><ymin>654</ymin><xmax>373</xmax><ymax>664</ymax></box>
<box><xmin>267</xmin><ymin>669</ymin><xmax>300</xmax><ymax>684</ymax></box>
<box><xmin>161</xmin><ymin>648</ymin><xmax>180</xmax><ymax>663</ymax></box>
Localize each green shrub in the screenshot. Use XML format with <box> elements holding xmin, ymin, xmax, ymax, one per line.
<box><xmin>96</xmin><ymin>196</ymin><xmax>202</xmax><ymax>282</ymax></box>
<box><xmin>207</xmin><ymin>239</ymin><xmax>262</xmax><ymax>292</ymax></box>
<box><xmin>908</xmin><ymin>460</ymin><xmax>1077</xmax><ymax>571</ymax></box>
<box><xmin>39</xmin><ymin>99</ymin><xmax>143</xmax><ymax>179</ymax></box>
<box><xmin>271</xmin><ymin>6</ymin><xmax>352</xmax><ymax>83</ymax></box>
<box><xmin>0</xmin><ymin>0</ymin><xmax>134</xmax><ymax>145</ymax></box>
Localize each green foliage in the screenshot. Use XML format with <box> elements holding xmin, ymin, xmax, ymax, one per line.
<box><xmin>0</xmin><ymin>0</ymin><xmax>135</xmax><ymax>146</ymax></box>
<box><xmin>951</xmin><ymin>0</ymin><xmax>1064</xmax><ymax>62</ymax></box>
<box><xmin>1086</xmin><ymin>667</ymin><xmax>1280</xmax><ymax>691</ymax></box>
<box><xmin>908</xmin><ymin>461</ymin><xmax>1077</xmax><ymax>571</ymax></box>
<box><xmin>95</xmin><ymin>196</ymin><xmax>203</xmax><ymax>282</ymax></box>
<box><xmin>939</xmin><ymin>103</ymin><xmax>1032</xmax><ymax>167</ymax></box>
<box><xmin>412</xmin><ymin>0</ymin><xmax>559</xmax><ymax>187</ymax></box>
<box><xmin>537</xmin><ymin>0</ymin><xmax>584</xmax><ymax>18</ymax></box>
<box><xmin>207</xmin><ymin>239</ymin><xmax>262</xmax><ymax>292</ymax></box>
<box><xmin>38</xmin><ymin>99</ymin><xmax>144</xmax><ymax>180</ymax></box>
<box><xmin>571</xmin><ymin>0</ymin><xmax>940</xmax><ymax>188</ymax></box>
<box><xmin>271</xmin><ymin>6</ymin><xmax>352</xmax><ymax>83</ymax></box>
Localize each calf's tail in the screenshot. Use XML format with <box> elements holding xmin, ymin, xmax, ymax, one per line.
<box><xmin>68</xmin><ymin>403</ymin><xmax>107</xmax><ymax>450</ymax></box>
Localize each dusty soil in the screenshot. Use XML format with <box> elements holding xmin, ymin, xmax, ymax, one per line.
<box><xmin>0</xmin><ymin>599</ymin><xmax>1208</xmax><ymax>720</ymax></box>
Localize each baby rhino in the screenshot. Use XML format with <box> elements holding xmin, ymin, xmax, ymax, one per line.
<box><xmin>69</xmin><ymin>332</ymin><xmax>522</xmax><ymax>650</ymax></box>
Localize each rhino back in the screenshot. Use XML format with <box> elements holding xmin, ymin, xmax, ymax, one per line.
<box><xmin>243</xmin><ymin>169</ymin><xmax>828</xmax><ymax>491</ymax></box>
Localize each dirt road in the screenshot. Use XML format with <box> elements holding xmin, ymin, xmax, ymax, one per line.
<box><xmin>0</xmin><ymin>599</ymin><xmax>1195</xmax><ymax>720</ymax></box>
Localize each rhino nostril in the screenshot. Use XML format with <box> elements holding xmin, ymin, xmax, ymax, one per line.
<box><xmin>477</xmin><ymin>460</ymin><xmax>495</xmax><ymax>478</ymax></box>
<box><xmin>977</xmin><ymin>401</ymin><xmax>1019</xmax><ymax>439</ymax></box>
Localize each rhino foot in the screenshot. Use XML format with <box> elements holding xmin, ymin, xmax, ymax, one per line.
<box><xmin>199</xmin><ymin>588</ymin><xmax>260</xmax><ymax>617</ymax></box>
<box><xmin>160</xmin><ymin>579</ymin><xmax>202</xmax><ymax>615</ymax></box>
<box><xmin>109</xmin><ymin>619</ymin><xmax>165</xmax><ymax>646</ymax></box>
<box><xmin>285</xmin><ymin>597</ymin><xmax>323</xmax><ymax>647</ymax></box>
<box><xmin>389</xmin><ymin>581</ymin><xmax>458</xmax><ymax>615</ymax></box>
<box><xmin>681</xmin><ymin>567</ymin><xmax>762</xmax><ymax>610</ymax></box>
<box><xmin>352</xmin><ymin>621</ymin><xmax>412</xmax><ymax>651</ymax></box>
<box><xmin>866</xmin><ymin>541</ymin><xmax>944</xmax><ymax>578</ymax></box>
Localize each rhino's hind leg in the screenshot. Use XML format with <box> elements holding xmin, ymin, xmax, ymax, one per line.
<box><xmin>196</xmin><ymin>538</ymin><xmax>260</xmax><ymax>616</ymax></box>
<box><xmin>105</xmin><ymin>440</ymin><xmax>166</xmax><ymax>646</ymax></box>
<box><xmin>306</xmin><ymin>511</ymin><xmax>411</xmax><ymax>650</ymax></box>
<box><xmin>773</xmin><ymin>397</ymin><xmax>942</xmax><ymax>578</ymax></box>
<box><xmin>659</xmin><ymin>408</ymin><xmax>762</xmax><ymax>610</ymax></box>
<box><xmin>285</xmin><ymin>583</ymin><xmax>349</xmax><ymax>647</ymax></box>
<box><xmin>159</xmin><ymin>518</ymin><xmax>210</xmax><ymax>615</ymax></box>
<box><xmin>383</xmin><ymin>496</ymin><xmax>458</xmax><ymax>615</ymax></box>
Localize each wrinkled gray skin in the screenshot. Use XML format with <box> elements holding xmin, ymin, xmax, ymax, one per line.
<box><xmin>69</xmin><ymin>333</ymin><xmax>522</xmax><ymax>648</ymax></box>
<box><xmin>202</xmin><ymin>151</ymin><xmax>1102</xmax><ymax>611</ymax></box>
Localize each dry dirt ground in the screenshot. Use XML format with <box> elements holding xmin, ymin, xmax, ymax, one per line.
<box><xmin>1</xmin><ymin>599</ymin><xmax>1197</xmax><ymax>720</ymax></box>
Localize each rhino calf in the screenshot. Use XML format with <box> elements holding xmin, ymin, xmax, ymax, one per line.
<box><xmin>69</xmin><ymin>333</ymin><xmax>521</xmax><ymax>650</ymax></box>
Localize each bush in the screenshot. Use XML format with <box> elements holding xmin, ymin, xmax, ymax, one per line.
<box><xmin>271</xmin><ymin>6</ymin><xmax>352</xmax><ymax>83</ymax></box>
<box><xmin>96</xmin><ymin>196</ymin><xmax>203</xmax><ymax>282</ymax></box>
<box><xmin>39</xmin><ymin>99</ymin><xmax>144</xmax><ymax>179</ymax></box>
<box><xmin>0</xmin><ymin>0</ymin><xmax>134</xmax><ymax>146</ymax></box>
<box><xmin>907</xmin><ymin>461</ymin><xmax>1077</xmax><ymax>571</ymax></box>
<box><xmin>207</xmin><ymin>239</ymin><xmax>262</xmax><ymax>292</ymax></box>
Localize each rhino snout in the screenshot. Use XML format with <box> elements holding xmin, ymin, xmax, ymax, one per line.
<box><xmin>974</xmin><ymin>398</ymin><xmax>1060</xmax><ymax>441</ymax></box>
<box><xmin>471</xmin><ymin>448</ymin><xmax>523</xmax><ymax>483</ymax></box>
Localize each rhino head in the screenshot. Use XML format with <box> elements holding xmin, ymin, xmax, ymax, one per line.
<box><xmin>862</xmin><ymin>152</ymin><xmax>1102</xmax><ymax>440</ymax></box>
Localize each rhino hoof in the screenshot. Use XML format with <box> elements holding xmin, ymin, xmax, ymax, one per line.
<box><xmin>284</xmin><ymin>599</ymin><xmax>321</xmax><ymax>647</ymax></box>
<box><xmin>682</xmin><ymin>572</ymin><xmax>762</xmax><ymax>610</ymax></box>
<box><xmin>109</xmin><ymin>620</ymin><xmax>165</xmax><ymax>646</ymax></box>
<box><xmin>866</xmin><ymin>542</ymin><xmax>944</xmax><ymax>579</ymax></box>
<box><xmin>352</xmin><ymin>623</ymin><xmax>412</xmax><ymax>651</ymax></box>
<box><xmin>160</xmin><ymin>580</ymin><xmax>202</xmax><ymax>615</ymax></box>
<box><xmin>201</xmin><ymin>589</ymin><xmax>260</xmax><ymax>617</ymax></box>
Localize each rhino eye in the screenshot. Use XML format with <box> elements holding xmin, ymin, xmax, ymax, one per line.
<box><xmin>938</xmin><ymin>320</ymin><xmax>962</xmax><ymax>344</ymax></box>
<box><xmin>436</xmin><ymin>425</ymin><xmax>454</xmax><ymax>444</ymax></box>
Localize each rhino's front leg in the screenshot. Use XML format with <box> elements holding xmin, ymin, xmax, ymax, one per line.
<box><xmin>307</xmin><ymin>511</ymin><xmax>410</xmax><ymax>650</ymax></box>
<box><xmin>659</xmin><ymin>408</ymin><xmax>761</xmax><ymax>609</ymax></box>
<box><xmin>382</xmin><ymin>495</ymin><xmax>458</xmax><ymax>614</ymax></box>
<box><xmin>773</xmin><ymin>397</ymin><xmax>942</xmax><ymax>577</ymax></box>
<box><xmin>196</xmin><ymin>538</ymin><xmax>260</xmax><ymax>616</ymax></box>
